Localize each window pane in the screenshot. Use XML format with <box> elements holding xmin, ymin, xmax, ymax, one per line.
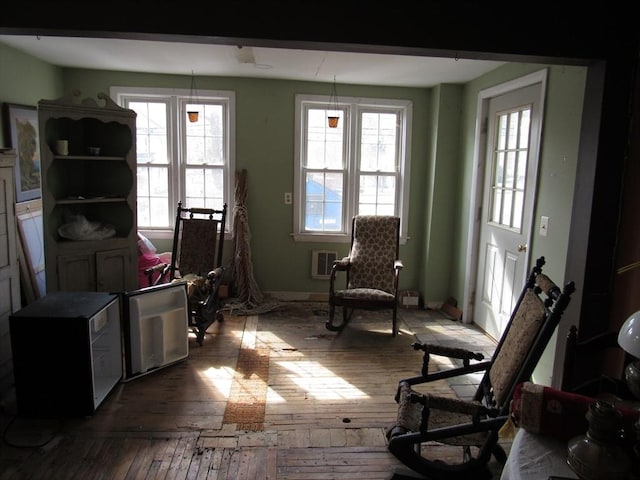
<box><xmin>306</xmin><ymin>108</ymin><xmax>343</xmax><ymax>169</ymax></box>
<box><xmin>358</xmin><ymin>174</ymin><xmax>396</xmax><ymax>214</ymax></box>
<box><xmin>185</xmin><ymin>167</ymin><xmax>224</xmax><ymax>209</ymax></box>
<box><xmin>519</xmin><ymin>109</ymin><xmax>530</xmax><ymax>148</ymax></box>
<box><xmin>137</xmin><ymin>166</ymin><xmax>169</xmax><ymax>228</ymax></box>
<box><xmin>491</xmin><ymin>188</ymin><xmax>502</xmax><ymax>223</ymax></box>
<box><xmin>505</xmin><ymin>151</ymin><xmax>516</xmax><ymax>189</ymax></box>
<box><xmin>497</xmin><ymin>114</ymin><xmax>508</xmax><ymax>150</ymax></box>
<box><xmin>360</xmin><ymin>112</ymin><xmax>397</xmax><ymax>172</ymax></box>
<box><xmin>132</xmin><ymin>101</ymin><xmax>168</xmax><ymax>165</ymax></box>
<box><xmin>502</xmin><ymin>189</ymin><xmax>513</xmax><ymax>225</ymax></box>
<box><xmin>305</xmin><ymin>171</ymin><xmax>343</xmax><ymax>231</ymax></box>
<box><xmin>513</xmin><ymin>191</ymin><xmax>523</xmax><ymax>229</ymax></box>
<box><xmin>516</xmin><ymin>150</ymin><xmax>527</xmax><ymax>190</ymax></box>
<box><xmin>507</xmin><ymin>112</ymin><xmax>519</xmax><ymax>149</ymax></box>
<box><xmin>186</xmin><ymin>104</ymin><xmax>224</xmax><ymax>165</ymax></box>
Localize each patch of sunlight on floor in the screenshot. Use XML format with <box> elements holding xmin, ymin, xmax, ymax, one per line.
<box><xmin>200</xmin><ymin>365</ymin><xmax>235</xmax><ymax>396</ymax></box>
<box><xmin>276</xmin><ymin>360</ymin><xmax>369</xmax><ymax>400</ymax></box>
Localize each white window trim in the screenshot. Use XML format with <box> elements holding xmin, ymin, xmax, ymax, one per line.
<box><xmin>110</xmin><ymin>86</ymin><xmax>236</xmax><ymax>240</ymax></box>
<box><xmin>293</xmin><ymin>94</ymin><xmax>411</xmax><ymax>243</ymax></box>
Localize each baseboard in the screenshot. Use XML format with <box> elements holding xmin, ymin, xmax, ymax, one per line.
<box><xmin>264</xmin><ymin>291</ymin><xmax>329</xmax><ymax>302</ymax></box>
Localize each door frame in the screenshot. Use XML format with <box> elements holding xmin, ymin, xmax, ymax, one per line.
<box><xmin>463</xmin><ymin>69</ymin><xmax>548</xmax><ymax>324</ymax></box>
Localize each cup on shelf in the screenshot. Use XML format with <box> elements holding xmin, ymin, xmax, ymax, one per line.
<box><xmin>55</xmin><ymin>140</ymin><xmax>69</xmax><ymax>156</ymax></box>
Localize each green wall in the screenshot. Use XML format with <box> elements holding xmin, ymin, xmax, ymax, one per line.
<box><xmin>1</xmin><ymin>40</ymin><xmax>587</xmax><ymax>314</ymax></box>
<box><xmin>0</xmin><ymin>42</ymin><xmax>63</xmax><ymax>146</ymax></box>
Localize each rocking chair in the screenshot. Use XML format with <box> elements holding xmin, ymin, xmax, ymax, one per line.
<box><xmin>145</xmin><ymin>201</ymin><xmax>227</xmax><ymax>346</ymax></box>
<box><xmin>326</xmin><ymin>215</ymin><xmax>403</xmax><ymax>336</ymax></box>
<box><xmin>386</xmin><ymin>256</ymin><xmax>575</xmax><ymax>479</ymax></box>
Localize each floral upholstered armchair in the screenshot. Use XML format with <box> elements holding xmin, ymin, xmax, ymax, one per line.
<box><xmin>326</xmin><ymin>215</ymin><xmax>403</xmax><ymax>336</ymax></box>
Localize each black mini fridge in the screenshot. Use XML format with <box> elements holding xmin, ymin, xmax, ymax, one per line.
<box><xmin>10</xmin><ymin>282</ymin><xmax>189</xmax><ymax>417</ymax></box>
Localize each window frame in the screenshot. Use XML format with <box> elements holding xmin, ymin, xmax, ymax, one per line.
<box><xmin>293</xmin><ymin>94</ymin><xmax>412</xmax><ymax>243</ymax></box>
<box><xmin>110</xmin><ymin>86</ymin><xmax>236</xmax><ymax>240</ymax></box>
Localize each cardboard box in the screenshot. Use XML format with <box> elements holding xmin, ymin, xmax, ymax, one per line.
<box><xmin>400</xmin><ymin>290</ymin><xmax>420</xmax><ymax>308</ymax></box>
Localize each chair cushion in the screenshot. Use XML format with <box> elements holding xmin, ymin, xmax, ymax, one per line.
<box><xmin>334</xmin><ymin>288</ymin><xmax>395</xmax><ymax>301</ymax></box>
<box><xmin>393</xmin><ymin>382</ymin><xmax>489</xmax><ymax>446</ymax></box>
<box><xmin>179</xmin><ymin>218</ymin><xmax>221</xmax><ymax>276</ymax></box>
<box><xmin>489</xmin><ymin>289</ymin><xmax>546</xmax><ymax>405</ymax></box>
<box><xmin>348</xmin><ymin>216</ymin><xmax>399</xmax><ymax>293</ymax></box>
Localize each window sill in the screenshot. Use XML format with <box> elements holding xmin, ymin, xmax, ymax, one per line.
<box><xmin>292</xmin><ymin>233</ymin><xmax>350</xmax><ymax>243</ymax></box>
<box><xmin>292</xmin><ymin>232</ymin><xmax>409</xmax><ymax>245</ymax></box>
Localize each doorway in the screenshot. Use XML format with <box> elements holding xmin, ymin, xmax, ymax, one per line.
<box><xmin>464</xmin><ymin>70</ymin><xmax>547</xmax><ymax>341</ymax></box>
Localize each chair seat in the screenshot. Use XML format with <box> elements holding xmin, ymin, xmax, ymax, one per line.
<box><xmin>334</xmin><ymin>288</ymin><xmax>395</xmax><ymax>301</ymax></box>
<box><xmin>393</xmin><ymin>382</ymin><xmax>490</xmax><ymax>447</ymax></box>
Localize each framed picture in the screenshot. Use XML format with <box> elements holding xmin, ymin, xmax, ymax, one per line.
<box><xmin>3</xmin><ymin>103</ymin><xmax>41</xmax><ymax>202</ymax></box>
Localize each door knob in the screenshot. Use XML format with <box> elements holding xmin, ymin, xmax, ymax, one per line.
<box><xmin>517</xmin><ymin>244</ymin><xmax>527</xmax><ymax>252</ymax></box>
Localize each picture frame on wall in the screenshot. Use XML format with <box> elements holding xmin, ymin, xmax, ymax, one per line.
<box><xmin>2</xmin><ymin>103</ymin><xmax>41</xmax><ymax>202</ymax></box>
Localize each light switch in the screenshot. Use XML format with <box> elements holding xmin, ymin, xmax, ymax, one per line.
<box><xmin>540</xmin><ymin>216</ymin><xmax>549</xmax><ymax>236</ymax></box>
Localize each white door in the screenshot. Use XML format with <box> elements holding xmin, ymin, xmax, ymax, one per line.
<box><xmin>473</xmin><ymin>83</ymin><xmax>543</xmax><ymax>341</ymax></box>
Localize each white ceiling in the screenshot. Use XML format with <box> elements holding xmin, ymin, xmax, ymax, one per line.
<box><xmin>0</xmin><ymin>35</ymin><xmax>506</xmax><ymax>88</ymax></box>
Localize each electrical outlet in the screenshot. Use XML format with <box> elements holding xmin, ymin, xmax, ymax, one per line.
<box><xmin>284</xmin><ymin>192</ymin><xmax>292</xmax><ymax>204</ymax></box>
<box><xmin>540</xmin><ymin>216</ymin><xmax>549</xmax><ymax>236</ymax></box>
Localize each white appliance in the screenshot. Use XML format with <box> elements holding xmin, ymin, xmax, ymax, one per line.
<box><xmin>121</xmin><ymin>281</ymin><xmax>190</xmax><ymax>381</ymax></box>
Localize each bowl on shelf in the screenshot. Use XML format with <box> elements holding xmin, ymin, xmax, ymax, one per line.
<box><xmin>87</xmin><ymin>147</ymin><xmax>101</xmax><ymax>156</ymax></box>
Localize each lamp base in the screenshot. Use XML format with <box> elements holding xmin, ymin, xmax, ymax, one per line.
<box><xmin>624</xmin><ymin>360</ymin><xmax>640</xmax><ymax>400</ymax></box>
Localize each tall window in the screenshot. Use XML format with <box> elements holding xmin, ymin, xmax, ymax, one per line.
<box><xmin>294</xmin><ymin>94</ymin><xmax>411</xmax><ymax>242</ymax></box>
<box><xmin>111</xmin><ymin>87</ymin><xmax>235</xmax><ymax>235</ymax></box>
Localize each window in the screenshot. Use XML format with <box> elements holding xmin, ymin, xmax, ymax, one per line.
<box><xmin>488</xmin><ymin>106</ymin><xmax>531</xmax><ymax>231</ymax></box>
<box><xmin>111</xmin><ymin>87</ymin><xmax>235</xmax><ymax>236</ymax></box>
<box><xmin>294</xmin><ymin>94</ymin><xmax>411</xmax><ymax>242</ymax></box>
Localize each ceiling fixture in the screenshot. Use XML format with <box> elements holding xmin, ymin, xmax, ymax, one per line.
<box><xmin>328</xmin><ymin>76</ymin><xmax>340</xmax><ymax>128</ymax></box>
<box><xmin>187</xmin><ymin>70</ymin><xmax>200</xmax><ymax>123</ymax></box>
<box><xmin>235</xmin><ymin>45</ymin><xmax>256</xmax><ymax>65</ymax></box>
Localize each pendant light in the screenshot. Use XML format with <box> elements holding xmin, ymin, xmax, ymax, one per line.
<box><xmin>327</xmin><ymin>76</ymin><xmax>340</xmax><ymax>128</ymax></box>
<box><xmin>187</xmin><ymin>70</ymin><xmax>200</xmax><ymax>123</ymax></box>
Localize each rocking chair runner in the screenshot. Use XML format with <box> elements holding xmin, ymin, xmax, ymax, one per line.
<box><xmin>386</xmin><ymin>256</ymin><xmax>575</xmax><ymax>479</ymax></box>
<box><xmin>145</xmin><ymin>202</ymin><xmax>227</xmax><ymax>346</ymax></box>
<box><xmin>326</xmin><ymin>215</ymin><xmax>403</xmax><ymax>336</ymax></box>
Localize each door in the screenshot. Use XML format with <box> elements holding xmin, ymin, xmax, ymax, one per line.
<box><xmin>473</xmin><ymin>82</ymin><xmax>543</xmax><ymax>341</ymax></box>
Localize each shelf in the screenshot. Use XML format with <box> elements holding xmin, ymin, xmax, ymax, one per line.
<box><xmin>56</xmin><ymin>196</ymin><xmax>128</xmax><ymax>205</ymax></box>
<box><xmin>53</xmin><ymin>155</ymin><xmax>126</xmax><ymax>161</ymax></box>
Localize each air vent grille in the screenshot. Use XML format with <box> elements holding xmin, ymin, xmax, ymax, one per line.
<box><xmin>312</xmin><ymin>250</ymin><xmax>338</xmax><ymax>279</ymax></box>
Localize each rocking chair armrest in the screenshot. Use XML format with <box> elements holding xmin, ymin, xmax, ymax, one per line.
<box><xmin>411</xmin><ymin>342</ymin><xmax>485</xmax><ymax>362</ymax></box>
<box><xmin>144</xmin><ymin>263</ymin><xmax>169</xmax><ymax>275</ymax></box>
<box><xmin>329</xmin><ymin>257</ymin><xmax>350</xmax><ymax>293</ymax></box>
<box><xmin>207</xmin><ymin>267</ymin><xmax>224</xmax><ymax>280</ymax></box>
<box><xmin>144</xmin><ymin>262</ymin><xmax>171</xmax><ymax>285</ymax></box>
<box><xmin>332</xmin><ymin>257</ymin><xmax>351</xmax><ymax>271</ymax></box>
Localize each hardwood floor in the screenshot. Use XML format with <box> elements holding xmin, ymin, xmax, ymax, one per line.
<box><xmin>0</xmin><ymin>305</ymin><xmax>508</xmax><ymax>479</ymax></box>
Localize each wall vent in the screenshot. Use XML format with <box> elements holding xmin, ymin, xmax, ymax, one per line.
<box><xmin>312</xmin><ymin>250</ymin><xmax>338</xmax><ymax>279</ymax></box>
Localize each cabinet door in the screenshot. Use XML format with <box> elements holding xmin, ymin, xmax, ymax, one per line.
<box><xmin>96</xmin><ymin>247</ymin><xmax>131</xmax><ymax>292</ymax></box>
<box><xmin>0</xmin><ymin>163</ymin><xmax>20</xmax><ymax>393</ymax></box>
<box><xmin>57</xmin><ymin>252</ymin><xmax>96</xmax><ymax>291</ymax></box>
